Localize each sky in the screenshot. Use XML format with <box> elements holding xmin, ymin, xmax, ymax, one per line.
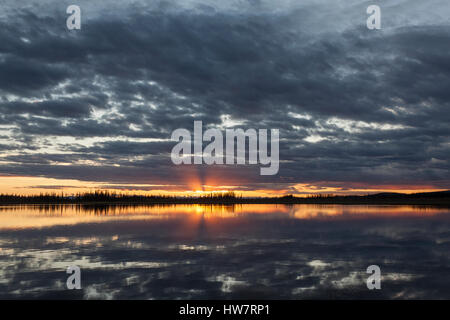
<box><xmin>0</xmin><ymin>0</ymin><xmax>449</xmax><ymax>196</ymax></box>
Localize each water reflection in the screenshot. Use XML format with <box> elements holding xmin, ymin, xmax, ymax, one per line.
<box><xmin>0</xmin><ymin>204</ymin><xmax>449</xmax><ymax>299</ymax></box>
<box><xmin>0</xmin><ymin>204</ymin><xmax>447</xmax><ymax>230</ymax></box>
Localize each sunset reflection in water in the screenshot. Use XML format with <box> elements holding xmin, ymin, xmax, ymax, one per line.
<box><xmin>0</xmin><ymin>204</ymin><xmax>449</xmax><ymax>299</ymax></box>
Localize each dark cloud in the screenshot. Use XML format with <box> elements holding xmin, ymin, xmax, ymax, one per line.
<box><xmin>0</xmin><ymin>0</ymin><xmax>449</xmax><ymax>190</ymax></box>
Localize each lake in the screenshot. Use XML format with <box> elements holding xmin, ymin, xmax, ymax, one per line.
<box><xmin>0</xmin><ymin>204</ymin><xmax>449</xmax><ymax>299</ymax></box>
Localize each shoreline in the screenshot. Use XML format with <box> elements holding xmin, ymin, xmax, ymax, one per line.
<box><xmin>1</xmin><ymin>199</ymin><xmax>449</xmax><ymax>206</ymax></box>
<box><xmin>1</xmin><ymin>190</ymin><xmax>449</xmax><ymax>206</ymax></box>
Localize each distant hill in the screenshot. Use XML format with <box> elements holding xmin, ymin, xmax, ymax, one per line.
<box><xmin>364</xmin><ymin>190</ymin><xmax>450</xmax><ymax>199</ymax></box>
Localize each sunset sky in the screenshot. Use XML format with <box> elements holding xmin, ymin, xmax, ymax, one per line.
<box><xmin>0</xmin><ymin>0</ymin><xmax>449</xmax><ymax>196</ymax></box>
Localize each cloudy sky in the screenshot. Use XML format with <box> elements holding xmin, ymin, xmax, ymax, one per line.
<box><xmin>0</xmin><ymin>0</ymin><xmax>449</xmax><ymax>196</ymax></box>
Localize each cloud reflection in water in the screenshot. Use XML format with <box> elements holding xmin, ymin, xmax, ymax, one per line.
<box><xmin>0</xmin><ymin>204</ymin><xmax>449</xmax><ymax>299</ymax></box>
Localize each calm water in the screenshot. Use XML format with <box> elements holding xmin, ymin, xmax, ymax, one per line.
<box><xmin>0</xmin><ymin>204</ymin><xmax>449</xmax><ymax>299</ymax></box>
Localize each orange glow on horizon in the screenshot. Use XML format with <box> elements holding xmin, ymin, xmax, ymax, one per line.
<box><xmin>0</xmin><ymin>176</ymin><xmax>447</xmax><ymax>197</ymax></box>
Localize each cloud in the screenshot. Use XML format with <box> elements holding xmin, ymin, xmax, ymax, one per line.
<box><xmin>0</xmin><ymin>0</ymin><xmax>449</xmax><ymax>191</ymax></box>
